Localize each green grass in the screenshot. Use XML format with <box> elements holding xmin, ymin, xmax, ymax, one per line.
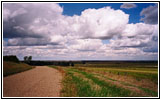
<box><xmin>94</xmin><ymin>72</ymin><xmax>158</xmax><ymax>97</ymax></box>
<box><xmin>48</xmin><ymin>65</ymin><xmax>59</xmax><ymax>69</ymax></box>
<box><xmin>49</xmin><ymin>62</ymin><xmax>158</xmax><ymax>97</ymax></box>
<box><xmin>3</xmin><ymin>61</ymin><xmax>34</xmax><ymax>77</ymax></box>
<box><xmin>75</xmin><ymin>62</ymin><xmax>157</xmax><ymax>68</ymax></box>
<box><xmin>68</xmin><ymin>68</ymin><xmax>134</xmax><ymax>97</ymax></box>
<box><xmin>61</xmin><ymin>71</ymin><xmax>78</xmax><ymax>97</ymax></box>
<box><xmin>82</xmin><ymin>67</ymin><xmax>158</xmax><ymax>84</ymax></box>
<box><xmin>51</xmin><ymin>67</ymin><xmax>136</xmax><ymax>97</ymax></box>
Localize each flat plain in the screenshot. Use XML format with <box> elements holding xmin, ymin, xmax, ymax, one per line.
<box><xmin>3</xmin><ymin>61</ymin><xmax>158</xmax><ymax>97</ymax></box>
<box><xmin>50</xmin><ymin>61</ymin><xmax>158</xmax><ymax>97</ymax></box>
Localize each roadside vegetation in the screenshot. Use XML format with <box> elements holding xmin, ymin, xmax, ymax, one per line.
<box><xmin>3</xmin><ymin>61</ymin><xmax>34</xmax><ymax>77</ymax></box>
<box><xmin>3</xmin><ymin>55</ymin><xmax>34</xmax><ymax>77</ymax></box>
<box><xmin>50</xmin><ymin>62</ymin><xmax>158</xmax><ymax>97</ymax></box>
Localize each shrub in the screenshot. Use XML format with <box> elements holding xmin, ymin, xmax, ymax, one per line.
<box><xmin>71</xmin><ymin>62</ymin><xmax>74</xmax><ymax>66</ymax></box>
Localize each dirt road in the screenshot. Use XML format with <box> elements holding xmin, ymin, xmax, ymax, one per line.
<box><xmin>3</xmin><ymin>66</ymin><xmax>62</xmax><ymax>97</ymax></box>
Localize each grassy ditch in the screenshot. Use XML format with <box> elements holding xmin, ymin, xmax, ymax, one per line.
<box><xmin>3</xmin><ymin>61</ymin><xmax>34</xmax><ymax>77</ymax></box>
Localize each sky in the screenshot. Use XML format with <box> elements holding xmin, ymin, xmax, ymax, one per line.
<box><xmin>3</xmin><ymin>3</ymin><xmax>158</xmax><ymax>60</ymax></box>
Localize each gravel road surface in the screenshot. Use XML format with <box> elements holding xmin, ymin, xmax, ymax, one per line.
<box><xmin>3</xmin><ymin>66</ymin><xmax>62</xmax><ymax>97</ymax></box>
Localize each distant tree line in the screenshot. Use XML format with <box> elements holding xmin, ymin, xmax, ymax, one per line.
<box><xmin>25</xmin><ymin>60</ymin><xmax>75</xmax><ymax>66</ymax></box>
<box><xmin>3</xmin><ymin>55</ymin><xmax>87</xmax><ymax>67</ymax></box>
<box><xmin>56</xmin><ymin>61</ymin><xmax>74</xmax><ymax>66</ymax></box>
<box><xmin>3</xmin><ymin>55</ymin><xmax>157</xmax><ymax>67</ymax></box>
<box><xmin>3</xmin><ymin>55</ymin><xmax>20</xmax><ymax>63</ymax></box>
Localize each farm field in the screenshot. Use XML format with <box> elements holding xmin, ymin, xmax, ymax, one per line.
<box><xmin>50</xmin><ymin>62</ymin><xmax>158</xmax><ymax>97</ymax></box>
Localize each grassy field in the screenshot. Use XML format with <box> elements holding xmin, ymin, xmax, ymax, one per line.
<box><xmin>49</xmin><ymin>62</ymin><xmax>158</xmax><ymax>97</ymax></box>
<box><xmin>3</xmin><ymin>61</ymin><xmax>34</xmax><ymax>77</ymax></box>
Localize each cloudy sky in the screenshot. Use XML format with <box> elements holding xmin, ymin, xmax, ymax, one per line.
<box><xmin>3</xmin><ymin>3</ymin><xmax>158</xmax><ymax>60</ymax></box>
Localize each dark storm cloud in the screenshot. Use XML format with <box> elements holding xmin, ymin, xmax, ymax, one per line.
<box><xmin>120</xmin><ymin>3</ymin><xmax>137</xmax><ymax>9</ymax></box>
<box><xmin>140</xmin><ymin>4</ymin><xmax>158</xmax><ymax>24</ymax></box>
<box><xmin>3</xmin><ymin>3</ymin><xmax>62</xmax><ymax>38</ymax></box>
<box><xmin>3</xmin><ymin>21</ymin><xmax>43</xmax><ymax>38</ymax></box>
<box><xmin>3</xmin><ymin>3</ymin><xmax>64</xmax><ymax>46</ymax></box>
<box><xmin>3</xmin><ymin>3</ymin><xmax>40</xmax><ymax>38</ymax></box>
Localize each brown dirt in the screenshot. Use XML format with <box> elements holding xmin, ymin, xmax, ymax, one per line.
<box><xmin>3</xmin><ymin>66</ymin><xmax>62</xmax><ymax>97</ymax></box>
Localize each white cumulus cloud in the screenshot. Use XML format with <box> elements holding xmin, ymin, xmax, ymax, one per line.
<box><xmin>3</xmin><ymin>3</ymin><xmax>158</xmax><ymax>60</ymax></box>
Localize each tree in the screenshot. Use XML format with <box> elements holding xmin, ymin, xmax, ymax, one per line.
<box><xmin>28</xmin><ymin>56</ymin><xmax>32</xmax><ymax>62</ymax></box>
<box><xmin>24</xmin><ymin>56</ymin><xmax>32</xmax><ymax>63</ymax></box>
<box><xmin>24</xmin><ymin>56</ymin><xmax>28</xmax><ymax>62</ymax></box>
